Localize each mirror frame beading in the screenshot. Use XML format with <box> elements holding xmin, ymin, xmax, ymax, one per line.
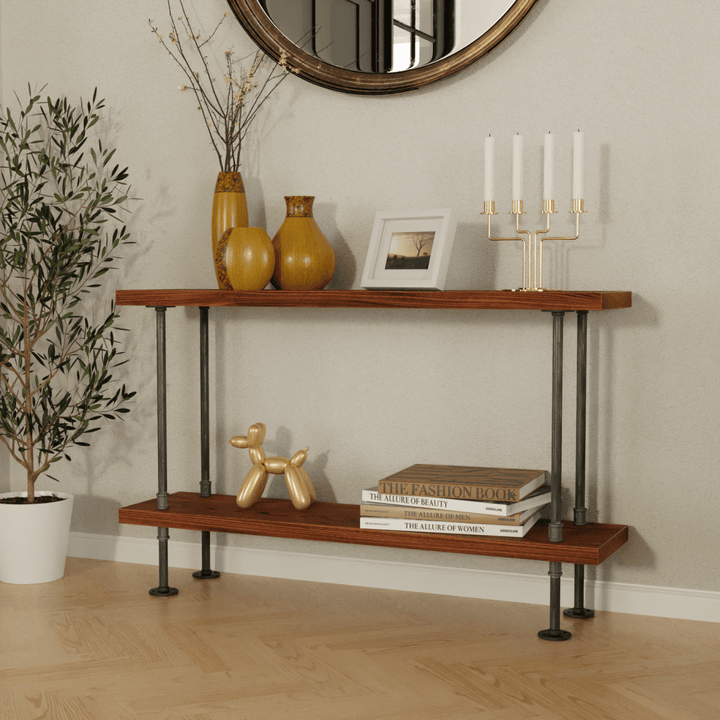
<box><xmin>226</xmin><ymin>0</ymin><xmax>539</xmax><ymax>95</ymax></box>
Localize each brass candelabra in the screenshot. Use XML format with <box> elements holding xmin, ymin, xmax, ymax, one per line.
<box><xmin>483</xmin><ymin>198</ymin><xmax>585</xmax><ymax>292</ymax></box>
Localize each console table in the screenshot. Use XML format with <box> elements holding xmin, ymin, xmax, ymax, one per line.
<box><xmin>117</xmin><ymin>289</ymin><xmax>631</xmax><ymax>641</ymax></box>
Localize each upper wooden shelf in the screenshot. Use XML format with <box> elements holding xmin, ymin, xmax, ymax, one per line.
<box><xmin>115</xmin><ymin>289</ymin><xmax>631</xmax><ymax>312</ymax></box>
<box><xmin>119</xmin><ymin>492</ymin><xmax>629</xmax><ymax>566</ymax></box>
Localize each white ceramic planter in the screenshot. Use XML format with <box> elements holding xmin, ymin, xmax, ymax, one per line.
<box><xmin>0</xmin><ymin>491</ymin><xmax>74</xmax><ymax>584</ymax></box>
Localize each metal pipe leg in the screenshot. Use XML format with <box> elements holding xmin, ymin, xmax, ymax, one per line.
<box><xmin>150</xmin><ymin>527</ymin><xmax>178</xmax><ymax>597</ymax></box>
<box><xmin>538</xmin><ymin>562</ymin><xmax>571</xmax><ymax>640</ymax></box>
<box><xmin>193</xmin><ymin>307</ymin><xmax>220</xmax><ymax>580</ymax></box>
<box><xmin>565</xmin><ymin>564</ymin><xmax>594</xmax><ymax>619</ymax></box>
<box><xmin>573</xmin><ymin>311</ymin><xmax>588</xmax><ymax>527</ymax></box>
<box><xmin>150</xmin><ymin>307</ymin><xmax>178</xmax><ymax>597</ymax></box>
<box><xmin>549</xmin><ymin>311</ymin><xmax>564</xmax><ymax>543</ymax></box>
<box><xmin>193</xmin><ymin>531</ymin><xmax>220</xmax><ymax>580</ymax></box>
<box><xmin>565</xmin><ymin>310</ymin><xmax>594</xmax><ymax>618</ymax></box>
<box><xmin>199</xmin><ymin>306</ymin><xmax>211</xmax><ymax>499</ymax></box>
<box><xmin>538</xmin><ymin>313</ymin><xmax>571</xmax><ymax>639</ymax></box>
<box><xmin>155</xmin><ymin>308</ymin><xmax>169</xmax><ymax>513</ymax></box>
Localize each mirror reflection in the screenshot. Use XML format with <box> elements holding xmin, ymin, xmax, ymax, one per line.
<box><xmin>260</xmin><ymin>0</ymin><xmax>515</xmax><ymax>74</ymax></box>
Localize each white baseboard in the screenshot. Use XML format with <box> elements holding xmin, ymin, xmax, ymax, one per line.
<box><xmin>67</xmin><ymin>532</ymin><xmax>720</xmax><ymax>624</ymax></box>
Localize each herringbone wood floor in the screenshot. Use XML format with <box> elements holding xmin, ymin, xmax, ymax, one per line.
<box><xmin>1</xmin><ymin>557</ymin><xmax>718</xmax><ymax>719</ymax></box>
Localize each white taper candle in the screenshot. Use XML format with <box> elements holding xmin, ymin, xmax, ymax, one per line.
<box><xmin>543</xmin><ymin>132</ymin><xmax>554</xmax><ymax>202</ymax></box>
<box><xmin>484</xmin><ymin>135</ymin><xmax>494</xmax><ymax>203</ymax></box>
<box><xmin>573</xmin><ymin>131</ymin><xmax>584</xmax><ymax>200</ymax></box>
<box><xmin>512</xmin><ymin>134</ymin><xmax>523</xmax><ymax>202</ymax></box>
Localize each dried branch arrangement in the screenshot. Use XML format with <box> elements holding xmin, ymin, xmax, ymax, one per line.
<box><xmin>149</xmin><ymin>0</ymin><xmax>295</xmax><ymax>172</ymax></box>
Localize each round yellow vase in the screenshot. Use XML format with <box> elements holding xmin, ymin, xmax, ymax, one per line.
<box><xmin>271</xmin><ymin>196</ymin><xmax>335</xmax><ymax>290</ymax></box>
<box><xmin>212</xmin><ymin>172</ymin><xmax>248</xmax><ymax>288</ymax></box>
<box><xmin>215</xmin><ymin>227</ymin><xmax>275</xmax><ymax>291</ymax></box>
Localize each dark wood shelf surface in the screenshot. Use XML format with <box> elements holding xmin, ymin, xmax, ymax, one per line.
<box><xmin>115</xmin><ymin>289</ymin><xmax>631</xmax><ymax>312</ymax></box>
<box><xmin>119</xmin><ymin>492</ymin><xmax>629</xmax><ymax>566</ymax></box>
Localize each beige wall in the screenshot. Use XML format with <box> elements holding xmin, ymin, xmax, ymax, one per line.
<box><xmin>2</xmin><ymin>0</ymin><xmax>719</xmax><ymax>593</ymax></box>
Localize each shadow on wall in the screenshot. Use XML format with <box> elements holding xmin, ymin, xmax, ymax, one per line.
<box><xmin>0</xmin><ymin>451</ymin><xmax>10</xmax><ymax>493</ymax></box>
<box><xmin>585</xmin><ymin>294</ymin><xmax>658</xmax><ymax>584</ymax></box>
<box><xmin>265</xmin><ymin>425</ymin><xmax>335</xmax><ymax>503</ymax></box>
<box><xmin>244</xmin><ymin>175</ymin><xmax>267</xmax><ymax>230</ymax></box>
<box><xmin>586</xmin><ymin>293</ymin><xmax>658</xmax><ymax>519</ymax></box>
<box><xmin>451</xmin><ymin>221</ymin><xmax>496</xmax><ymax>290</ymax></box>
<box><xmin>69</xmin><ymin>495</ymin><xmax>123</xmax><ymax>536</ymax></box>
<box><xmin>227</xmin><ymin>181</ymin><xmax>356</xmax><ymax>290</ymax></box>
<box><xmin>316</xmin><ymin>202</ymin><xmax>355</xmax><ymax>289</ymax></box>
<box><xmin>590</xmin><ymin>530</ymin><xmax>655</xmax><ymax>593</ymax></box>
<box><xmin>223</xmin><ymin>424</ymin><xmax>336</xmax><ymax>505</ymax></box>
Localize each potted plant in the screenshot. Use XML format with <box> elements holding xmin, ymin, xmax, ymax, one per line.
<box><xmin>0</xmin><ymin>87</ymin><xmax>135</xmax><ymax>584</ymax></box>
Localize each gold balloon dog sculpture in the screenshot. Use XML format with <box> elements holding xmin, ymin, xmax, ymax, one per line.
<box><xmin>231</xmin><ymin>422</ymin><xmax>317</xmax><ymax>510</ymax></box>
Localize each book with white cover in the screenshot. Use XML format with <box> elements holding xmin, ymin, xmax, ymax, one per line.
<box><xmin>360</xmin><ymin>485</ymin><xmax>550</xmax><ymax>517</ymax></box>
<box><xmin>359</xmin><ymin>511</ymin><xmax>542</xmax><ymax>537</ymax></box>
<box><xmin>359</xmin><ymin>503</ymin><xmax>539</xmax><ymax>525</ymax></box>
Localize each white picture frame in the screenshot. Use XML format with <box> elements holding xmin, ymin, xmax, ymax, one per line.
<box><xmin>360</xmin><ymin>208</ymin><xmax>458</xmax><ymax>290</ymax></box>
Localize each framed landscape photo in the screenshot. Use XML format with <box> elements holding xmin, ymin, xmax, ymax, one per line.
<box><xmin>361</xmin><ymin>208</ymin><xmax>458</xmax><ymax>290</ymax></box>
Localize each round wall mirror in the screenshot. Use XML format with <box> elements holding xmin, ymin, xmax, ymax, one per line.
<box><xmin>226</xmin><ymin>0</ymin><xmax>539</xmax><ymax>95</ymax></box>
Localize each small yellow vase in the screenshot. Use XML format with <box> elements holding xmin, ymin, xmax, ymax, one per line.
<box><xmin>211</xmin><ymin>172</ymin><xmax>248</xmax><ymax>288</ymax></box>
<box><xmin>271</xmin><ymin>196</ymin><xmax>335</xmax><ymax>290</ymax></box>
<box><xmin>214</xmin><ymin>227</ymin><xmax>275</xmax><ymax>291</ymax></box>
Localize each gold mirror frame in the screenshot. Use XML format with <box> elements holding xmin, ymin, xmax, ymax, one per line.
<box><xmin>226</xmin><ymin>0</ymin><xmax>540</xmax><ymax>95</ymax></box>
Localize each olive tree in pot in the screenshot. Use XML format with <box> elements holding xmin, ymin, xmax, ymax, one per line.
<box><xmin>0</xmin><ymin>88</ymin><xmax>135</xmax><ymax>584</ymax></box>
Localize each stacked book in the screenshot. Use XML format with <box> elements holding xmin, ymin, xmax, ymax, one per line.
<box><xmin>360</xmin><ymin>464</ymin><xmax>550</xmax><ymax>538</ymax></box>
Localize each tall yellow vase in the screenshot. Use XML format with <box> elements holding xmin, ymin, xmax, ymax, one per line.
<box><xmin>271</xmin><ymin>196</ymin><xmax>335</xmax><ymax>290</ymax></box>
<box><xmin>211</xmin><ymin>171</ymin><xmax>248</xmax><ymax>288</ymax></box>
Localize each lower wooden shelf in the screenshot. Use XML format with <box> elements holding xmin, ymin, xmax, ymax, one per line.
<box><xmin>119</xmin><ymin>492</ymin><xmax>628</xmax><ymax>566</ymax></box>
